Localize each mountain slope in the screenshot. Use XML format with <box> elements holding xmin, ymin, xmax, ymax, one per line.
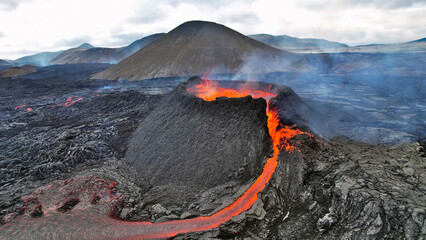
<box><xmin>92</xmin><ymin>21</ymin><xmax>285</xmax><ymax>80</ymax></box>
<box><xmin>249</xmin><ymin>34</ymin><xmax>348</xmax><ymax>51</ymax></box>
<box><xmin>117</xmin><ymin>33</ymin><xmax>165</xmax><ymax>58</ymax></box>
<box><xmin>51</xmin><ymin>47</ymin><xmax>92</xmax><ymax>64</ymax></box>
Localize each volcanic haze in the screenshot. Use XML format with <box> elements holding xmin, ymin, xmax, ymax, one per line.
<box><xmin>92</xmin><ymin>21</ymin><xmax>284</xmax><ymax>81</ymax></box>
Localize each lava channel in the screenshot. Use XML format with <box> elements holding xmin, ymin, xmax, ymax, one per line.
<box><xmin>1</xmin><ymin>76</ymin><xmax>312</xmax><ymax>240</ymax></box>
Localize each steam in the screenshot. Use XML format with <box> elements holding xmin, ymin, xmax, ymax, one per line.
<box><xmin>209</xmin><ymin>50</ymin><xmax>425</xmax><ymax>144</ymax></box>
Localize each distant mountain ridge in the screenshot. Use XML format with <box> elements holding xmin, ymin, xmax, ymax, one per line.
<box><xmin>249</xmin><ymin>34</ymin><xmax>348</xmax><ymax>51</ymax></box>
<box><xmin>321</xmin><ymin>37</ymin><xmax>426</xmax><ymax>53</ymax></box>
<box><xmin>12</xmin><ymin>34</ymin><xmax>164</xmax><ymax>66</ymax></box>
<box><xmin>249</xmin><ymin>34</ymin><xmax>426</xmax><ymax>53</ymax></box>
<box><xmin>51</xmin><ymin>34</ymin><xmax>165</xmax><ymax>64</ymax></box>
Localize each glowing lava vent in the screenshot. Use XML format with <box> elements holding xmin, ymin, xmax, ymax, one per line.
<box><xmin>186</xmin><ymin>74</ymin><xmax>313</xmax><ymax>152</ymax></box>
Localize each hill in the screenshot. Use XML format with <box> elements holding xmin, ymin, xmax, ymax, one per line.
<box><xmin>249</xmin><ymin>34</ymin><xmax>348</xmax><ymax>51</ymax></box>
<box><xmin>0</xmin><ymin>64</ymin><xmax>38</xmax><ymax>77</ymax></box>
<box><xmin>51</xmin><ymin>47</ymin><xmax>94</xmax><ymax>64</ymax></box>
<box><xmin>92</xmin><ymin>21</ymin><xmax>285</xmax><ymax>81</ymax></box>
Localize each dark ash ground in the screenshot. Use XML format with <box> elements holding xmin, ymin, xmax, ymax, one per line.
<box><xmin>0</xmin><ymin>64</ymin><xmax>424</xmax><ymax>239</ymax></box>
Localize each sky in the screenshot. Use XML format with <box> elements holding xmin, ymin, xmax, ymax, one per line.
<box><xmin>0</xmin><ymin>0</ymin><xmax>425</xmax><ymax>59</ymax></box>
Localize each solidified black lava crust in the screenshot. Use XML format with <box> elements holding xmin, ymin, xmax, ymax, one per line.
<box><xmin>125</xmin><ymin>78</ymin><xmax>271</xmax><ymax>192</ymax></box>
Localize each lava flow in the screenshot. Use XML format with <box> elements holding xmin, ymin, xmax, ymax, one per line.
<box><xmin>1</xmin><ymin>77</ymin><xmax>313</xmax><ymax>240</ymax></box>
<box><xmin>58</xmin><ymin>96</ymin><xmax>83</xmax><ymax>107</ymax></box>
<box><xmin>109</xmin><ymin>78</ymin><xmax>312</xmax><ymax>239</ymax></box>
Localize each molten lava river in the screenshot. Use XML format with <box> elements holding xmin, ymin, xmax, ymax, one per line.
<box><xmin>1</xmin><ymin>77</ymin><xmax>313</xmax><ymax>240</ymax></box>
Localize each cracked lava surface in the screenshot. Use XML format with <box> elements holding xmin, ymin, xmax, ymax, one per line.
<box><xmin>0</xmin><ymin>76</ymin><xmax>312</xmax><ymax>239</ymax></box>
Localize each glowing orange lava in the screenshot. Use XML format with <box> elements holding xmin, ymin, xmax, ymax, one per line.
<box><xmin>59</xmin><ymin>96</ymin><xmax>83</xmax><ymax>107</ymax></box>
<box><xmin>14</xmin><ymin>105</ymin><xmax>26</xmax><ymax>110</ymax></box>
<box><xmin>187</xmin><ymin>74</ymin><xmax>312</xmax><ymax>153</ymax></box>
<box><xmin>187</xmin><ymin>74</ymin><xmax>277</xmax><ymax>102</ymax></box>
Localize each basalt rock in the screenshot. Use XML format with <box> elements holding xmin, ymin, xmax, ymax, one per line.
<box><xmin>180</xmin><ymin>137</ymin><xmax>425</xmax><ymax>239</ymax></box>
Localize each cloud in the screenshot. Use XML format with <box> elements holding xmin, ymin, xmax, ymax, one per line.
<box><xmin>217</xmin><ymin>12</ymin><xmax>259</xmax><ymax>26</ymax></box>
<box><xmin>109</xmin><ymin>32</ymin><xmax>146</xmax><ymax>46</ymax></box>
<box><xmin>297</xmin><ymin>0</ymin><xmax>424</xmax><ymax>10</ymax></box>
<box><xmin>127</xmin><ymin>5</ymin><xmax>168</xmax><ymax>24</ymax></box>
<box><xmin>166</xmin><ymin>0</ymin><xmax>234</xmax><ymax>8</ymax></box>
<box><xmin>126</xmin><ymin>0</ymin><xmax>254</xmax><ymax>25</ymax></box>
<box><xmin>0</xmin><ymin>0</ymin><xmax>32</xmax><ymax>11</ymax></box>
<box><xmin>1</xmin><ymin>49</ymin><xmax>40</xmax><ymax>57</ymax></box>
<box><xmin>0</xmin><ymin>0</ymin><xmax>425</xmax><ymax>59</ymax></box>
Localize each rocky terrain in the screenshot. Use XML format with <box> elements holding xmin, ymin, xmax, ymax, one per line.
<box><xmin>0</xmin><ymin>66</ymin><xmax>424</xmax><ymax>239</ymax></box>
<box><xmin>0</xmin><ymin>64</ymin><xmax>176</xmax><ymax>221</ymax></box>
<box><xmin>181</xmin><ymin>136</ymin><xmax>425</xmax><ymax>239</ymax></box>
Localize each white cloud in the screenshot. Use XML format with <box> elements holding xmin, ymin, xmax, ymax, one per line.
<box><xmin>0</xmin><ymin>0</ymin><xmax>425</xmax><ymax>59</ymax></box>
<box><xmin>0</xmin><ymin>0</ymin><xmax>33</xmax><ymax>11</ymax></box>
<box><xmin>297</xmin><ymin>0</ymin><xmax>423</xmax><ymax>10</ymax></box>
